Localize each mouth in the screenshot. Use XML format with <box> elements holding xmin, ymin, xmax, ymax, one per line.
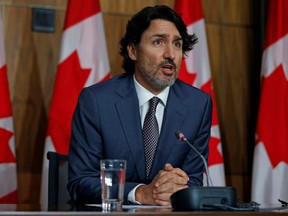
<box><xmin>161</xmin><ymin>63</ymin><xmax>175</xmax><ymax>75</ymax></box>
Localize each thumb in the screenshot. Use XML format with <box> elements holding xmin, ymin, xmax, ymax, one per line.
<box><xmin>164</xmin><ymin>163</ymin><xmax>173</xmax><ymax>171</ymax></box>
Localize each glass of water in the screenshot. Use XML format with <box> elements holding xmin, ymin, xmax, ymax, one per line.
<box><xmin>100</xmin><ymin>159</ymin><xmax>126</xmax><ymax>212</ymax></box>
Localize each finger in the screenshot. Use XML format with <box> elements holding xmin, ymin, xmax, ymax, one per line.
<box><xmin>163</xmin><ymin>163</ymin><xmax>173</xmax><ymax>171</ymax></box>
<box><xmin>162</xmin><ymin>165</ymin><xmax>189</xmax><ymax>181</ymax></box>
<box><xmin>155</xmin><ymin>171</ymin><xmax>188</xmax><ymax>187</ymax></box>
<box><xmin>154</xmin><ymin>199</ymin><xmax>171</xmax><ymax>206</ymax></box>
<box><xmin>153</xmin><ymin>192</ymin><xmax>172</xmax><ymax>206</ymax></box>
<box><xmin>153</xmin><ymin>185</ymin><xmax>188</xmax><ymax>206</ymax></box>
<box><xmin>168</xmin><ymin>167</ymin><xmax>189</xmax><ymax>180</ymax></box>
<box><xmin>154</xmin><ymin>181</ymin><xmax>188</xmax><ymax>194</ymax></box>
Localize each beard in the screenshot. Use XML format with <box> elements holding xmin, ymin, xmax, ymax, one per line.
<box><xmin>138</xmin><ymin>60</ymin><xmax>179</xmax><ymax>90</ymax></box>
<box><xmin>147</xmin><ymin>73</ymin><xmax>177</xmax><ymax>88</ymax></box>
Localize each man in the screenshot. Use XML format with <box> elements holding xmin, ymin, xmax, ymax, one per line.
<box><xmin>67</xmin><ymin>5</ymin><xmax>212</xmax><ymax>206</ymax></box>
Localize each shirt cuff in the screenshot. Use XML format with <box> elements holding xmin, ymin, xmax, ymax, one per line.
<box><xmin>128</xmin><ymin>184</ymin><xmax>145</xmax><ymax>204</ymax></box>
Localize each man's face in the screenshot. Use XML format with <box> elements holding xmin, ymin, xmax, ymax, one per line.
<box><xmin>128</xmin><ymin>19</ymin><xmax>183</xmax><ymax>94</ymax></box>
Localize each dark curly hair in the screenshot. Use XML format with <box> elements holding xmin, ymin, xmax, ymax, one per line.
<box><xmin>119</xmin><ymin>5</ymin><xmax>198</xmax><ymax>74</ymax></box>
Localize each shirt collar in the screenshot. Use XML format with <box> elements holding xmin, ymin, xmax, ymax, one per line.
<box><xmin>133</xmin><ymin>75</ymin><xmax>170</xmax><ymax>107</ymax></box>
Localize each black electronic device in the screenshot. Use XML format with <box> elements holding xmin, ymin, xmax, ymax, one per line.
<box><xmin>170</xmin><ymin>131</ymin><xmax>237</xmax><ymax>210</ymax></box>
<box><xmin>170</xmin><ymin>186</ymin><xmax>237</xmax><ymax>210</ymax></box>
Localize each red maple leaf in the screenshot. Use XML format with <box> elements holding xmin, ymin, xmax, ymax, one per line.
<box><xmin>0</xmin><ymin>190</ymin><xmax>18</xmax><ymax>203</ymax></box>
<box><xmin>178</xmin><ymin>58</ymin><xmax>196</xmax><ymax>85</ymax></box>
<box><xmin>202</xmin><ymin>81</ymin><xmax>223</xmax><ymax>166</ymax></box>
<box><xmin>0</xmin><ymin>127</ymin><xmax>15</xmax><ymax>163</ymax></box>
<box><xmin>178</xmin><ymin>59</ymin><xmax>223</xmax><ymax>166</ymax></box>
<box><xmin>47</xmin><ymin>51</ymin><xmax>91</xmax><ymax>154</ymax></box>
<box><xmin>0</xmin><ymin>65</ymin><xmax>12</xmax><ymax>117</ymax></box>
<box><xmin>201</xmin><ymin>80</ymin><xmax>219</xmax><ymax>126</ymax></box>
<box><xmin>256</xmin><ymin>64</ymin><xmax>288</xmax><ymax>168</ymax></box>
<box><xmin>208</xmin><ymin>134</ymin><xmax>223</xmax><ymax>166</ymax></box>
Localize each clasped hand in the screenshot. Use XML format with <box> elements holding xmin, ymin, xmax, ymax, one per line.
<box><xmin>135</xmin><ymin>163</ymin><xmax>189</xmax><ymax>206</ymax></box>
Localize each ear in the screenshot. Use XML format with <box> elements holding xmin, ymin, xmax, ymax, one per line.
<box><xmin>127</xmin><ymin>44</ymin><xmax>137</xmax><ymax>61</ymax></box>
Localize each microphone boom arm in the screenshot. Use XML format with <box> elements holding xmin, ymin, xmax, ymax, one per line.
<box><xmin>172</xmin><ymin>130</ymin><xmax>237</xmax><ymax>210</ymax></box>
<box><xmin>175</xmin><ymin>130</ymin><xmax>213</xmax><ymax>186</ymax></box>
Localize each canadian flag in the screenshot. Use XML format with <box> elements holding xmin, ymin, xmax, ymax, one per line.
<box><xmin>174</xmin><ymin>0</ymin><xmax>225</xmax><ymax>186</ymax></box>
<box><xmin>0</xmin><ymin>16</ymin><xmax>18</xmax><ymax>203</ymax></box>
<box><xmin>40</xmin><ymin>0</ymin><xmax>110</xmax><ymax>206</ymax></box>
<box><xmin>251</xmin><ymin>0</ymin><xmax>288</xmax><ymax>203</ymax></box>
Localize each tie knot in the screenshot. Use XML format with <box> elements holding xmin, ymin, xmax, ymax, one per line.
<box><xmin>149</xmin><ymin>97</ymin><xmax>160</xmax><ymax>112</ymax></box>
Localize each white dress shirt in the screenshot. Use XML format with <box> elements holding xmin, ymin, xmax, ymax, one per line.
<box><xmin>127</xmin><ymin>75</ymin><xmax>170</xmax><ymax>204</ymax></box>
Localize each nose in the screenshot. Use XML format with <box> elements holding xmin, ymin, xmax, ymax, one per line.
<box><xmin>163</xmin><ymin>44</ymin><xmax>175</xmax><ymax>61</ymax></box>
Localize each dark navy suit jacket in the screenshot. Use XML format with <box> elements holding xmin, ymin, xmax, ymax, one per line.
<box><xmin>67</xmin><ymin>73</ymin><xmax>212</xmax><ymax>204</ymax></box>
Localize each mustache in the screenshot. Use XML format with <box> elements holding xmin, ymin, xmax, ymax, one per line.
<box><xmin>158</xmin><ymin>59</ymin><xmax>176</xmax><ymax>69</ymax></box>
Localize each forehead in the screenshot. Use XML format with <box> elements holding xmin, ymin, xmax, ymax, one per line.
<box><xmin>142</xmin><ymin>19</ymin><xmax>181</xmax><ymax>38</ymax></box>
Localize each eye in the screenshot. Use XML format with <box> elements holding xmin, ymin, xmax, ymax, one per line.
<box><xmin>153</xmin><ymin>39</ymin><xmax>162</xmax><ymax>46</ymax></box>
<box><xmin>173</xmin><ymin>41</ymin><xmax>182</xmax><ymax>49</ymax></box>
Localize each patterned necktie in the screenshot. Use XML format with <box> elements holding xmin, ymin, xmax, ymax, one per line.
<box><xmin>143</xmin><ymin>96</ymin><xmax>161</xmax><ymax>178</ymax></box>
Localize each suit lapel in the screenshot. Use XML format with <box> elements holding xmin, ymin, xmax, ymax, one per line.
<box><xmin>114</xmin><ymin>75</ymin><xmax>146</xmax><ymax>179</ymax></box>
<box><xmin>150</xmin><ymin>81</ymin><xmax>189</xmax><ymax>176</ymax></box>
<box><xmin>114</xmin><ymin>77</ymin><xmax>189</xmax><ymax>180</ymax></box>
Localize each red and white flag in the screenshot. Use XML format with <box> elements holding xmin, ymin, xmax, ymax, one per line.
<box><xmin>0</xmin><ymin>16</ymin><xmax>18</xmax><ymax>203</ymax></box>
<box><xmin>251</xmin><ymin>0</ymin><xmax>288</xmax><ymax>203</ymax></box>
<box><xmin>40</xmin><ymin>0</ymin><xmax>110</xmax><ymax>206</ymax></box>
<box><xmin>174</xmin><ymin>0</ymin><xmax>225</xmax><ymax>186</ymax></box>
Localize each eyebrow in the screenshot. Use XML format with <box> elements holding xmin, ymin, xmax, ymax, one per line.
<box><xmin>151</xmin><ymin>34</ymin><xmax>182</xmax><ymax>41</ymax></box>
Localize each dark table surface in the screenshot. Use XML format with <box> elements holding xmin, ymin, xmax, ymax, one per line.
<box><xmin>0</xmin><ymin>204</ymin><xmax>288</xmax><ymax>216</ymax></box>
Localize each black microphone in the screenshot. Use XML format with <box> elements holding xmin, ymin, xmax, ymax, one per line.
<box><xmin>170</xmin><ymin>130</ymin><xmax>237</xmax><ymax>211</ymax></box>
<box><xmin>175</xmin><ymin>130</ymin><xmax>213</xmax><ymax>187</ymax></box>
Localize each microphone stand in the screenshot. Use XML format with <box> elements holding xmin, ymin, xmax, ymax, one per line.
<box><xmin>177</xmin><ymin>132</ymin><xmax>213</xmax><ymax>187</ymax></box>
<box><xmin>170</xmin><ymin>131</ymin><xmax>237</xmax><ymax>211</ymax></box>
